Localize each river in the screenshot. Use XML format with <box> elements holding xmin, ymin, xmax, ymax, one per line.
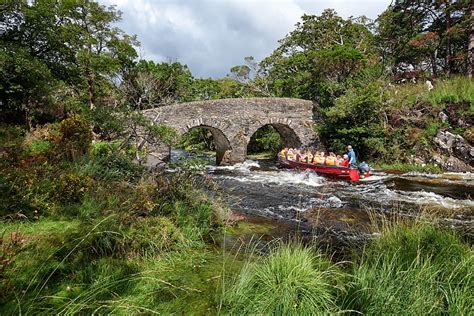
<box><xmin>170</xmin><ymin>150</ymin><xmax>474</xmax><ymax>245</ymax></box>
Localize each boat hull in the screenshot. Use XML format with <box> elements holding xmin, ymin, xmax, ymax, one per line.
<box><xmin>279</xmin><ymin>157</ymin><xmax>369</xmax><ymax>181</ymax></box>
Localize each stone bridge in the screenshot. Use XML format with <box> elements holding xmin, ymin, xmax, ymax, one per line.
<box><xmin>142</xmin><ymin>97</ymin><xmax>318</xmax><ymax>165</ymax></box>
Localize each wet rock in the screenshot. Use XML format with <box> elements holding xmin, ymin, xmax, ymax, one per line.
<box><xmin>434</xmin><ymin>131</ymin><xmax>474</xmax><ymax>169</ymax></box>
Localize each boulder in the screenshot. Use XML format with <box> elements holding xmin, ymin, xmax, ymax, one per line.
<box><xmin>431</xmin><ymin>154</ymin><xmax>473</xmax><ymax>172</ymax></box>
<box><xmin>434</xmin><ymin>131</ymin><xmax>474</xmax><ymax>167</ymax></box>
<box><xmin>438</xmin><ymin>111</ymin><xmax>449</xmax><ymax>123</ymax></box>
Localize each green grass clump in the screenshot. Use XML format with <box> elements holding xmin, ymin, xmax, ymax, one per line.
<box><xmin>222</xmin><ymin>244</ymin><xmax>344</xmax><ymax>315</ymax></box>
<box><xmin>427</xmin><ymin>76</ymin><xmax>474</xmax><ymax>106</ymax></box>
<box><xmin>343</xmin><ymin>222</ymin><xmax>474</xmax><ymax>315</ymax></box>
<box><xmin>374</xmin><ymin>162</ymin><xmax>444</xmax><ymax>173</ymax></box>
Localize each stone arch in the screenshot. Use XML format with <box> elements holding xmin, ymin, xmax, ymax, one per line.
<box><xmin>180</xmin><ymin>119</ymin><xmax>233</xmax><ymax>165</ymax></box>
<box><xmin>244</xmin><ymin>117</ymin><xmax>307</xmax><ymax>154</ymax></box>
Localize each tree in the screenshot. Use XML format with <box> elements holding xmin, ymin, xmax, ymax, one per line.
<box><xmin>0</xmin><ymin>0</ymin><xmax>138</xmax><ymax>126</ymax></box>
<box><xmin>121</xmin><ymin>60</ymin><xmax>193</xmax><ymax>109</ymax></box>
<box><xmin>230</xmin><ymin>56</ymin><xmax>272</xmax><ymax>96</ymax></box>
<box><xmin>261</xmin><ymin>9</ymin><xmax>376</xmax><ymax>106</ymax></box>
<box><xmin>376</xmin><ymin>0</ymin><xmax>472</xmax><ymax>77</ymax></box>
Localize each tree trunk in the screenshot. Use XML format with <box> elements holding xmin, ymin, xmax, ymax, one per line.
<box><xmin>446</xmin><ymin>1</ymin><xmax>452</xmax><ymax>76</ymax></box>
<box><xmin>432</xmin><ymin>49</ymin><xmax>438</xmax><ymax>77</ymax></box>
<box><xmin>468</xmin><ymin>5</ymin><xmax>474</xmax><ymax>78</ymax></box>
<box><xmin>87</xmin><ymin>72</ymin><xmax>95</xmax><ymax>110</ymax></box>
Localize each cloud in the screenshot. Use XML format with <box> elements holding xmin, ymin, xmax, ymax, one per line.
<box><xmin>101</xmin><ymin>0</ymin><xmax>391</xmax><ymax>78</ymax></box>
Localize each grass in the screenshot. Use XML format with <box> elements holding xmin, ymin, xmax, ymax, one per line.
<box><xmin>1</xmin><ymin>122</ymin><xmax>473</xmax><ymax>314</ymax></box>
<box><xmin>342</xmin><ymin>220</ymin><xmax>473</xmax><ymax>315</ymax></box>
<box><xmin>373</xmin><ymin>161</ymin><xmax>444</xmax><ymax>173</ymax></box>
<box><xmin>220</xmin><ymin>215</ymin><xmax>473</xmax><ymax>315</ymax></box>
<box><xmin>427</xmin><ymin>76</ymin><xmax>474</xmax><ymax>107</ymax></box>
<box><xmin>221</xmin><ymin>243</ymin><xmax>345</xmax><ymax>315</ymax></box>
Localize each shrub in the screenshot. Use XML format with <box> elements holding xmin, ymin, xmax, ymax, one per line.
<box><xmin>52</xmin><ymin>173</ymin><xmax>93</xmax><ymax>204</ymax></box>
<box><xmin>83</xmin><ymin>144</ymin><xmax>144</xmax><ymax>182</ymax></box>
<box><xmin>53</xmin><ymin>116</ymin><xmax>92</xmax><ymax>161</ymax></box>
<box><xmin>223</xmin><ymin>244</ymin><xmax>344</xmax><ymax>315</ymax></box>
<box><xmin>126</xmin><ymin>217</ymin><xmax>184</xmax><ymax>255</ymax></box>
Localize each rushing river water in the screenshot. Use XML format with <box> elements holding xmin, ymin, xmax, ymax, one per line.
<box><xmin>171</xmin><ymin>151</ymin><xmax>474</xmax><ymax>242</ymax></box>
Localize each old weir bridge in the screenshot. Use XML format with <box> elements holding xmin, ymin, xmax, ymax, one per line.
<box><xmin>141</xmin><ymin>97</ymin><xmax>319</xmax><ymax>166</ymax></box>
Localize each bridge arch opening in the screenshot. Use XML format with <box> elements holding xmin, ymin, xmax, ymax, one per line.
<box><xmin>247</xmin><ymin>123</ymin><xmax>302</xmax><ymax>158</ymax></box>
<box><xmin>179</xmin><ymin>125</ymin><xmax>232</xmax><ymax>165</ymax></box>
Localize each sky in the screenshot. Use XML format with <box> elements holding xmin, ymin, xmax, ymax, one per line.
<box><xmin>100</xmin><ymin>0</ymin><xmax>392</xmax><ymax>78</ymax></box>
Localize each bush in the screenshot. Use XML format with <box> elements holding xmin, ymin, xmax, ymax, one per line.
<box><xmin>53</xmin><ymin>116</ymin><xmax>92</xmax><ymax>161</ymax></box>
<box><xmin>83</xmin><ymin>142</ymin><xmax>144</xmax><ymax>182</ymax></box>
<box><xmin>223</xmin><ymin>244</ymin><xmax>344</xmax><ymax>315</ymax></box>
<box><xmin>52</xmin><ymin>173</ymin><xmax>93</xmax><ymax>204</ymax></box>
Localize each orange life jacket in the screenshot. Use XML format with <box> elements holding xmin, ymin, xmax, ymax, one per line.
<box><xmin>314</xmin><ymin>156</ymin><xmax>325</xmax><ymax>164</ymax></box>
<box><xmin>325</xmin><ymin>156</ymin><xmax>336</xmax><ymax>166</ymax></box>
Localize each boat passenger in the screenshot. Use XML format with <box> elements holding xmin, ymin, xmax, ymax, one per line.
<box><xmin>326</xmin><ymin>152</ymin><xmax>336</xmax><ymax>166</ymax></box>
<box><xmin>306</xmin><ymin>150</ymin><xmax>313</xmax><ymax>163</ymax></box>
<box><xmin>287</xmin><ymin>148</ymin><xmax>295</xmax><ymax>160</ymax></box>
<box><xmin>341</xmin><ymin>154</ymin><xmax>349</xmax><ymax>167</ymax></box>
<box><xmin>280</xmin><ymin>148</ymin><xmax>286</xmax><ymax>158</ymax></box>
<box><xmin>314</xmin><ymin>152</ymin><xmax>325</xmax><ymax>165</ymax></box>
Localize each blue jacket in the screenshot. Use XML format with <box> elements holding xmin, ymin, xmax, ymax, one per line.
<box><xmin>348</xmin><ymin>149</ymin><xmax>357</xmax><ymax>166</ymax></box>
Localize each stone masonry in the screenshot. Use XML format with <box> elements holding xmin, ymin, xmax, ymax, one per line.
<box><xmin>142</xmin><ymin>97</ymin><xmax>319</xmax><ymax>165</ymax></box>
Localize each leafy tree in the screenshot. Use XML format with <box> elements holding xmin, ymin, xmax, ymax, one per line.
<box><xmin>0</xmin><ymin>0</ymin><xmax>138</xmax><ymax>126</ymax></box>
<box><xmin>121</xmin><ymin>60</ymin><xmax>193</xmax><ymax>109</ymax></box>
<box><xmin>376</xmin><ymin>0</ymin><xmax>472</xmax><ymax>76</ymax></box>
<box><xmin>261</xmin><ymin>9</ymin><xmax>376</xmax><ymax>106</ymax></box>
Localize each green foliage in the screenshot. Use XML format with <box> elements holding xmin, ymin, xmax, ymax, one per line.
<box><xmin>54</xmin><ymin>116</ymin><xmax>93</xmax><ymax>161</ymax></box>
<box><xmin>0</xmin><ymin>0</ymin><xmax>137</xmax><ymax>124</ymax></box>
<box><xmin>169</xmin><ymin>156</ymin><xmax>214</xmax><ymax>172</ymax></box>
<box><xmin>262</xmin><ymin>9</ymin><xmax>376</xmax><ymax>106</ymax></box>
<box><xmin>376</xmin><ymin>1</ymin><xmax>471</xmax><ymax>76</ymax></box>
<box><xmin>247</xmin><ymin>125</ymin><xmax>281</xmax><ymax>154</ymax></box>
<box><xmin>25</xmin><ymin>139</ymin><xmax>51</xmax><ymax>155</ymax></box>
<box><xmin>427</xmin><ymin>77</ymin><xmax>474</xmax><ymax>106</ymax></box>
<box><xmin>373</xmin><ymin>162</ymin><xmax>444</xmax><ymax>174</ymax></box>
<box><xmin>0</xmin><ymin>124</ymin><xmax>227</xmax><ymax>313</ymax></box>
<box><xmin>223</xmin><ymin>244</ymin><xmax>344</xmax><ymax>315</ymax></box>
<box><xmin>122</xmin><ymin>60</ymin><xmax>194</xmax><ymax>109</ymax></box>
<box><xmin>180</xmin><ymin>128</ymin><xmax>215</xmax><ymax>152</ymax></box>
<box><xmin>52</xmin><ymin>173</ymin><xmax>93</xmax><ymax>205</ymax></box>
<box><xmin>343</xmin><ymin>222</ymin><xmax>474</xmax><ymax>315</ymax></box>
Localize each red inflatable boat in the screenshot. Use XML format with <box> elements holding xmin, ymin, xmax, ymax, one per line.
<box><xmin>278</xmin><ymin>156</ymin><xmax>370</xmax><ymax>181</ymax></box>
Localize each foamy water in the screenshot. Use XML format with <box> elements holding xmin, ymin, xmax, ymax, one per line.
<box><xmin>208</xmin><ymin>160</ymin><xmax>474</xmax><ymax>213</ymax></box>
<box><xmin>208</xmin><ymin>161</ymin><xmax>326</xmax><ymax>187</ymax></box>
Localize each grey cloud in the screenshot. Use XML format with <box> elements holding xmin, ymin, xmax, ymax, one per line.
<box><xmin>103</xmin><ymin>0</ymin><xmax>391</xmax><ymax>78</ymax></box>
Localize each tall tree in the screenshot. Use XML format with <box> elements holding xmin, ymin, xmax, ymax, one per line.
<box><xmin>0</xmin><ymin>0</ymin><xmax>138</xmax><ymax>125</ymax></box>
<box><xmin>376</xmin><ymin>0</ymin><xmax>472</xmax><ymax>77</ymax></box>
<box><xmin>261</xmin><ymin>9</ymin><xmax>376</xmax><ymax>106</ymax></box>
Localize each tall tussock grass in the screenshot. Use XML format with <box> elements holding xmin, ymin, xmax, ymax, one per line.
<box><xmin>222</xmin><ymin>243</ymin><xmax>345</xmax><ymax>315</ymax></box>
<box><xmin>342</xmin><ymin>220</ymin><xmax>473</xmax><ymax>315</ymax></box>
<box><xmin>221</xmin><ymin>216</ymin><xmax>473</xmax><ymax>315</ymax></box>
